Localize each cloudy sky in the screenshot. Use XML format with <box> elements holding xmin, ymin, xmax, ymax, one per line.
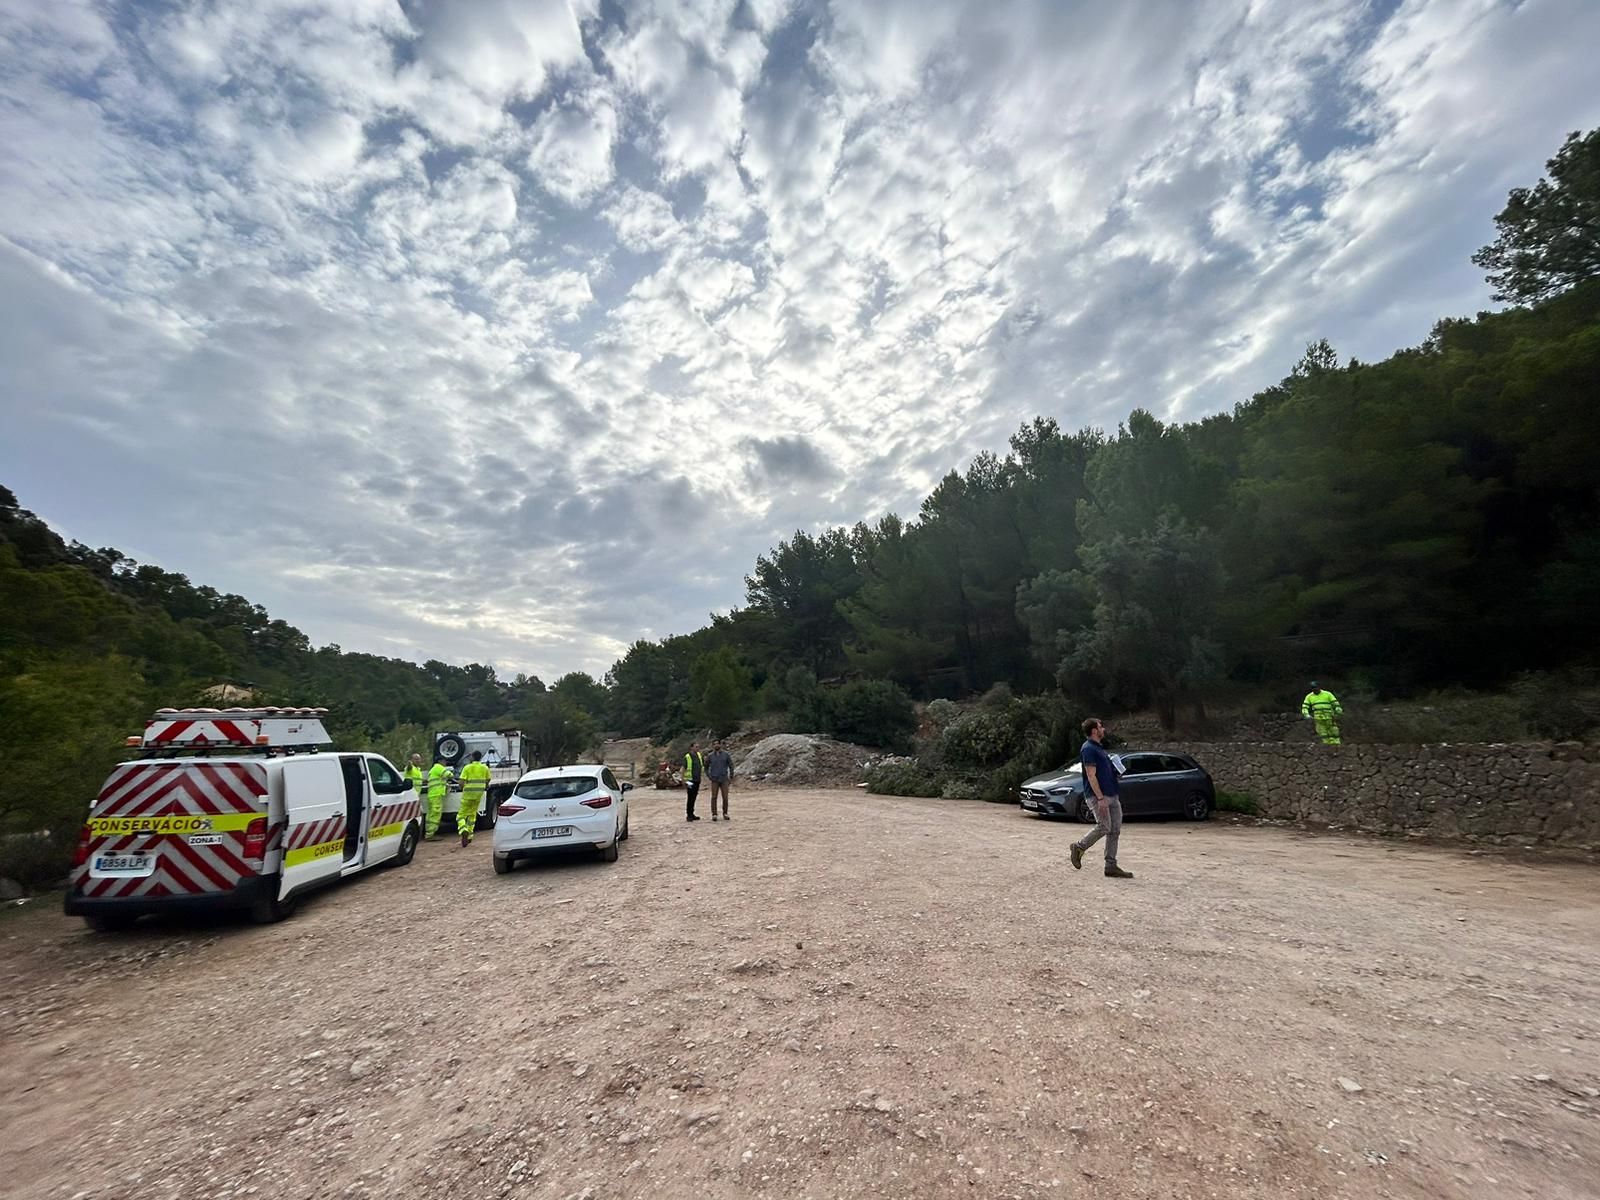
<box><xmin>2</xmin><ymin>0</ymin><xmax>1597</xmax><ymax>681</ymax></box>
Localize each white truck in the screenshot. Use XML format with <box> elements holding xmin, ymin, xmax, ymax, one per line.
<box><xmin>430</xmin><ymin>728</ymin><xmax>534</xmax><ymax>831</ymax></box>
<box><xmin>64</xmin><ymin>707</ymin><xmax>421</xmax><ymax>931</ymax></box>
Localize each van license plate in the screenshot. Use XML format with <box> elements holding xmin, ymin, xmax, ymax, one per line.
<box><xmin>94</xmin><ymin>854</ymin><xmax>153</xmax><ymax>874</ymax></box>
<box><xmin>532</xmin><ymin>826</ymin><xmax>572</xmax><ymax>840</ymax></box>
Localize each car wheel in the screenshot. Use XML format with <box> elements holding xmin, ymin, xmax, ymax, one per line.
<box><xmin>84</xmin><ymin>912</ymin><xmax>138</xmax><ymax>934</ymax></box>
<box><xmin>393</xmin><ymin>822</ymin><xmax>419</xmax><ymax>866</ymax></box>
<box><xmin>619</xmin><ymin>813</ymin><xmax>630</xmax><ymax>842</ymax></box>
<box><xmin>1075</xmin><ymin>795</ymin><xmax>1095</xmax><ymax>823</ymax></box>
<box><xmin>599</xmin><ymin>836</ymin><xmax>619</xmax><ymax>863</ymax></box>
<box><xmin>492</xmin><ymin>853</ymin><xmax>513</xmax><ymax>875</ymax></box>
<box><xmin>1183</xmin><ymin>790</ymin><xmax>1212</xmax><ymax>821</ymax></box>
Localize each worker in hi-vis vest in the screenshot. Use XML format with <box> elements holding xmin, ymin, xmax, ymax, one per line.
<box><xmin>1301</xmin><ymin>682</ymin><xmax>1344</xmax><ymax>746</ymax></box>
<box><xmin>683</xmin><ymin>742</ymin><xmax>704</xmax><ymax>822</ymax></box>
<box><xmin>425</xmin><ymin>760</ymin><xmax>454</xmax><ymax>840</ymax></box>
<box><xmin>457</xmin><ymin>752</ymin><xmax>492</xmax><ymax>848</ymax></box>
<box><xmin>403</xmin><ymin>754</ymin><xmax>426</xmax><ymax>810</ymax></box>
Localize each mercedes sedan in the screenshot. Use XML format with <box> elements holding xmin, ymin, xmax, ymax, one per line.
<box><xmin>1018</xmin><ymin>751</ymin><xmax>1215</xmax><ymax>821</ymax></box>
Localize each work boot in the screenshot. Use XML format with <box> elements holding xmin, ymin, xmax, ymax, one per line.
<box><xmin>722</xmin><ymin>813</ymin><xmax>730</xmax><ymax>821</ymax></box>
<box><xmin>1104</xmin><ymin>864</ymin><xmax>1134</xmax><ymax>879</ymax></box>
<box><xmin>687</xmin><ymin>814</ymin><xmax>699</xmax><ymax>822</ymax></box>
<box><xmin>711</xmin><ymin>814</ymin><xmax>719</xmax><ymax>821</ymax></box>
<box><xmin>1070</xmin><ymin>844</ymin><xmax>1084</xmax><ymax>871</ymax></box>
<box><xmin>460</xmin><ymin>831</ymin><xmax>470</xmax><ymax>848</ymax></box>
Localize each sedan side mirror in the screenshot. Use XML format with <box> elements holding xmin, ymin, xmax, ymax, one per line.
<box><xmin>621</xmin><ymin>782</ymin><xmax>634</xmax><ymax>793</ymax></box>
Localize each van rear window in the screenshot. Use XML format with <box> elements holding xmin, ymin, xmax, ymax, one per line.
<box><xmin>514</xmin><ymin>776</ymin><xmax>600</xmax><ymax>800</ymax></box>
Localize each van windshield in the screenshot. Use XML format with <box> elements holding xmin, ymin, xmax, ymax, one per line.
<box><xmin>514</xmin><ymin>776</ymin><xmax>600</xmax><ymax>800</ymax></box>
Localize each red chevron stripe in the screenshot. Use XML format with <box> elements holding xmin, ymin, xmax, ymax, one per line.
<box><xmin>158</xmin><ymin>853</ymin><xmax>205</xmax><ymax>895</ymax></box>
<box><xmin>165</xmin><ymin>838</ymin><xmax>232</xmax><ymax>892</ymax></box>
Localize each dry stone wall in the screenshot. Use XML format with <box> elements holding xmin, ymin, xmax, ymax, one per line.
<box><xmin>1149</xmin><ymin>740</ymin><xmax>1600</xmax><ymax>851</ymax></box>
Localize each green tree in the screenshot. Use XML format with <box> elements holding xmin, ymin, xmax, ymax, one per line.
<box><xmin>689</xmin><ymin>647</ymin><xmax>753</xmax><ymax>734</ymax></box>
<box><xmin>1059</xmin><ymin>518</ymin><xmax>1226</xmax><ymax>730</ymax></box>
<box><xmin>744</xmin><ymin>528</ymin><xmax>862</xmax><ymax>675</ymax></box>
<box><xmin>551</xmin><ymin>671</ymin><xmax>609</xmax><ymax>724</ymax></box>
<box><xmin>1474</xmin><ymin>128</ymin><xmax>1600</xmax><ymax>305</ymax></box>
<box><xmin>517</xmin><ymin>693</ymin><xmax>598</xmax><ymax>767</ymax></box>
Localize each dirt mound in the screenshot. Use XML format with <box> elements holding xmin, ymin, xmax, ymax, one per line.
<box><xmin>735</xmin><ymin>734</ymin><xmax>875</xmax><ymax>787</ymax></box>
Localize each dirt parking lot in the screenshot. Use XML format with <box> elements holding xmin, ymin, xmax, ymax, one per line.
<box><xmin>3</xmin><ymin>786</ymin><xmax>1598</xmax><ymax>1200</ymax></box>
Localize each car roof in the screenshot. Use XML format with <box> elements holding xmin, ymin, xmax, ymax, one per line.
<box><xmin>516</xmin><ymin>764</ymin><xmax>606</xmax><ymax>780</ymax></box>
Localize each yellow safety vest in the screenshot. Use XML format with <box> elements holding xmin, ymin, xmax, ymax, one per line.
<box><xmin>460</xmin><ymin>761</ymin><xmax>491</xmax><ymax>797</ymax></box>
<box><xmin>1302</xmin><ymin>690</ymin><xmax>1342</xmax><ymax>719</ymax></box>
<box><xmin>427</xmin><ymin>763</ymin><xmax>453</xmax><ymax>797</ymax></box>
<box><xmin>403</xmin><ymin>765</ymin><xmax>425</xmax><ymax>794</ymax></box>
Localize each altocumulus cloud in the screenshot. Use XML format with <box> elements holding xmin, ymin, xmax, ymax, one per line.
<box><xmin>2</xmin><ymin>0</ymin><xmax>1598</xmax><ymax>678</ymax></box>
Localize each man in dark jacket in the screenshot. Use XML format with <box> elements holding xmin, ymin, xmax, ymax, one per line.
<box><xmin>683</xmin><ymin>742</ymin><xmax>704</xmax><ymax>822</ymax></box>
<box><xmin>705</xmin><ymin>741</ymin><xmax>734</xmax><ymax>821</ymax></box>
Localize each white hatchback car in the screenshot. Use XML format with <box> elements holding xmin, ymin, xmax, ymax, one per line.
<box><xmin>492</xmin><ymin>764</ymin><xmax>631</xmax><ymax>873</ymax></box>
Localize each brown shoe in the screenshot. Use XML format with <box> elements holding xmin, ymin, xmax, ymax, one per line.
<box><xmin>460</xmin><ymin>831</ymin><xmax>470</xmax><ymax>848</ymax></box>
<box><xmin>1104</xmin><ymin>865</ymin><xmax>1134</xmax><ymax>879</ymax></box>
<box><xmin>1070</xmin><ymin>844</ymin><xmax>1084</xmax><ymax>871</ymax></box>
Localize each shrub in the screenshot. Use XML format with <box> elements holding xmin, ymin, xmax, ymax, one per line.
<box><xmin>978</xmin><ymin>682</ymin><xmax>1015</xmax><ymax>708</ymax></box>
<box><xmin>864</xmin><ymin>759</ymin><xmax>943</xmax><ymax>797</ymax></box>
<box><xmin>1512</xmin><ymin>672</ymin><xmax>1595</xmax><ymax>741</ymax></box>
<box><xmin>1215</xmin><ymin>789</ymin><xmax>1259</xmax><ymax>815</ymax></box>
<box><xmin>924</xmin><ymin>698</ymin><xmax>958</xmax><ymax>727</ymax></box>
<box><xmin>941</xmin><ymin>699</ymin><xmax>1051</xmax><ymax>768</ymax></box>
<box><xmin>827</xmin><ymin>679</ymin><xmax>917</xmax><ymax>750</ymax></box>
<box><xmin>939</xmin><ymin>775</ymin><xmax>984</xmax><ymax>800</ymax></box>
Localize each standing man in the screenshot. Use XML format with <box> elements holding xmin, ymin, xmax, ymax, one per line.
<box><xmin>705</xmin><ymin>740</ymin><xmax>734</xmax><ymax>821</ymax></box>
<box><xmin>457</xmin><ymin>751</ymin><xmax>491</xmax><ymax>847</ymax></box>
<box><xmin>403</xmin><ymin>753</ymin><xmax>426</xmax><ymax>817</ymax></box>
<box><xmin>1301</xmin><ymin>681</ymin><xmax>1344</xmax><ymax>745</ymax></box>
<box><xmin>425</xmin><ymin>758</ymin><xmax>454</xmax><ymax>841</ymax></box>
<box><xmin>1069</xmin><ymin>718</ymin><xmax>1133</xmax><ymax>879</ymax></box>
<box><xmin>684</xmin><ymin>741</ymin><xmax>705</xmax><ymax>822</ymax></box>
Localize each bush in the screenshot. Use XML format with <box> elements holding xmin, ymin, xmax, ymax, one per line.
<box><xmin>1215</xmin><ymin>789</ymin><xmax>1259</xmax><ymax>815</ymax></box>
<box><xmin>826</xmin><ymin>679</ymin><xmax>917</xmax><ymax>750</ymax></box>
<box><xmin>1512</xmin><ymin>672</ymin><xmax>1596</xmax><ymax>741</ymax></box>
<box><xmin>924</xmin><ymin>698</ymin><xmax>958</xmax><ymax>727</ymax></box>
<box><xmin>940</xmin><ymin>699</ymin><xmax>1046</xmax><ymax>768</ymax></box>
<box><xmin>863</xmin><ymin>759</ymin><xmax>943</xmax><ymax>797</ymax></box>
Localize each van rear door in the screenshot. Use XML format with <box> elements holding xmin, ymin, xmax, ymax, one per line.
<box><xmin>74</xmin><ymin>760</ymin><xmax>268</xmax><ymax>902</ymax></box>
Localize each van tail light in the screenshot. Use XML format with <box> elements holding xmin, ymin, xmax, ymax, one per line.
<box><xmin>242</xmin><ymin>818</ymin><xmax>269</xmax><ymax>861</ymax></box>
<box><xmin>73</xmin><ymin>825</ymin><xmax>93</xmax><ymax>868</ymax></box>
<box><xmin>580</xmin><ymin>795</ymin><xmax>612</xmax><ymax>809</ymax></box>
<box><xmin>497</xmin><ymin>804</ymin><xmax>524</xmax><ymax>817</ymax></box>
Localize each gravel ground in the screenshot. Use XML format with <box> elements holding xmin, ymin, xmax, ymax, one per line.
<box><xmin>3</xmin><ymin>786</ymin><xmax>1597</xmax><ymax>1200</ymax></box>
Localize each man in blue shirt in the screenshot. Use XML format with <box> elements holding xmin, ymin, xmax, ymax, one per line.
<box><xmin>1070</xmin><ymin>717</ymin><xmax>1133</xmax><ymax>879</ymax></box>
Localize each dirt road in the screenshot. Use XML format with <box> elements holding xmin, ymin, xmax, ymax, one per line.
<box><xmin>4</xmin><ymin>787</ymin><xmax>1598</xmax><ymax>1200</ymax></box>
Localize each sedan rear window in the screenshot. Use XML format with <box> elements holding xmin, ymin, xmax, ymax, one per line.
<box><xmin>514</xmin><ymin>776</ymin><xmax>600</xmax><ymax>800</ymax></box>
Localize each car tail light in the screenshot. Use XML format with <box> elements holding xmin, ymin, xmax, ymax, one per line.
<box><xmin>241</xmin><ymin>817</ymin><xmax>268</xmax><ymax>861</ymax></box>
<box><xmin>580</xmin><ymin>794</ymin><xmax>612</xmax><ymax>809</ymax></box>
<box><xmin>72</xmin><ymin>825</ymin><xmax>93</xmax><ymax>868</ymax></box>
<box><xmin>498</xmin><ymin>803</ymin><xmax>524</xmax><ymax>817</ymax></box>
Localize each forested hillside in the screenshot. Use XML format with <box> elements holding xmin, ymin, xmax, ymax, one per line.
<box><xmin>602</xmin><ymin>131</ymin><xmax>1600</xmax><ymax>736</ymax></box>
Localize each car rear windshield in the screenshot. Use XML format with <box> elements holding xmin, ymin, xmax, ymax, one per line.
<box><xmin>514</xmin><ymin>776</ymin><xmax>600</xmax><ymax>800</ymax></box>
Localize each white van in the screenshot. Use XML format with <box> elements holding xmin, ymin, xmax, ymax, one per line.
<box><xmin>63</xmin><ymin>708</ymin><xmax>421</xmax><ymax>931</ymax></box>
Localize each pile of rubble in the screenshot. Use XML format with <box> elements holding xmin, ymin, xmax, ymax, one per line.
<box><xmin>735</xmin><ymin>734</ymin><xmax>877</xmax><ymax>788</ymax></box>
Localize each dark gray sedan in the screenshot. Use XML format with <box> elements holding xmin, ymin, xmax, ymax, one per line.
<box><xmin>1018</xmin><ymin>751</ymin><xmax>1215</xmax><ymax>821</ymax></box>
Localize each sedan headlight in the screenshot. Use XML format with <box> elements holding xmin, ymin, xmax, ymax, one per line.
<box><xmin>1047</xmin><ymin>785</ymin><xmax>1078</xmax><ymax>795</ymax></box>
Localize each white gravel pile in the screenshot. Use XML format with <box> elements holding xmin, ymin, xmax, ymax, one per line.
<box><xmin>735</xmin><ymin>734</ymin><xmax>872</xmax><ymax>786</ymax></box>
